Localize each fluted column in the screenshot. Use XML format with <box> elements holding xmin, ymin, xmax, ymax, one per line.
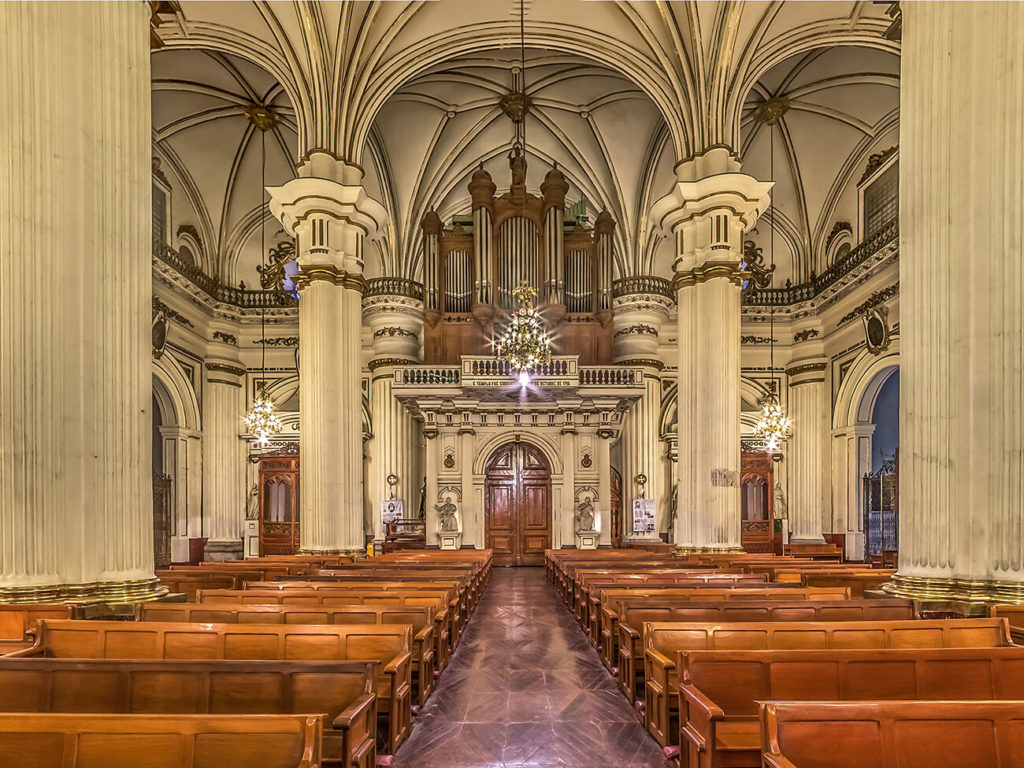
<box><xmin>268</xmin><ymin>153</ymin><xmax>387</xmax><ymax>555</ymax></box>
<box><xmin>364</xmin><ymin>288</ymin><xmax>424</xmax><ymax>547</ymax></box>
<box><xmin>614</xmin><ymin>288</ymin><xmax>673</xmax><ymax>539</ymax></box>
<box><xmin>541</xmin><ymin>166</ymin><xmax>569</xmax><ymax>311</ymax></box>
<box><xmin>203</xmin><ymin>337</ymin><xmax>247</xmax><ymax>561</ymax></box>
<box><xmin>786</xmin><ymin>356</ymin><xmax>829</xmax><ymax>543</ymax></box>
<box><xmin>651</xmin><ymin>148</ymin><xmax>772</xmax><ymax>552</ymax></box>
<box><xmin>0</xmin><ymin>2</ymin><xmax>159</xmax><ymax>600</ymax></box>
<box><xmin>891</xmin><ymin>2</ymin><xmax>1024</xmax><ymax>602</ymax></box>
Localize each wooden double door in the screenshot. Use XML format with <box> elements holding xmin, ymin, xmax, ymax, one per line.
<box><xmin>485</xmin><ymin>442</ymin><xmax>551</xmax><ymax>566</ymax></box>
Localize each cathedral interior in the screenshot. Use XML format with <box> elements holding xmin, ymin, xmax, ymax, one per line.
<box><xmin>1</xmin><ymin>1</ymin><xmax>1023</xmax><ymax>766</ymax></box>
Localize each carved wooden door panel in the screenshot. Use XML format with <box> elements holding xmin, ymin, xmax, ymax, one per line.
<box><xmin>485</xmin><ymin>442</ymin><xmax>551</xmax><ymax>566</ymax></box>
<box><xmin>259</xmin><ymin>456</ymin><xmax>300</xmax><ymax>556</ymax></box>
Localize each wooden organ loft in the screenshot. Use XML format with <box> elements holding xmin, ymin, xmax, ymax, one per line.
<box><xmin>421</xmin><ymin>151</ymin><xmax>615</xmax><ymax>365</ymax></box>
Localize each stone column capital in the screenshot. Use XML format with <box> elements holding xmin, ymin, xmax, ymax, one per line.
<box><xmin>612</xmin><ymin>289</ymin><xmax>673</xmax><ymax>365</ymax></box>
<box><xmin>204</xmin><ymin>359</ymin><xmax>247</xmax><ymax>387</ymax></box>
<box><xmin>268</xmin><ymin>153</ymin><xmax>388</xmax><ymax>276</ymax></box>
<box><xmin>785</xmin><ymin>356</ymin><xmax>828</xmax><ymax>387</ymax></box>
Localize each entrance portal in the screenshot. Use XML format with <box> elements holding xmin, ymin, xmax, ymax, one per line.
<box><xmin>484</xmin><ymin>442</ymin><xmax>552</xmax><ymax>566</ymax></box>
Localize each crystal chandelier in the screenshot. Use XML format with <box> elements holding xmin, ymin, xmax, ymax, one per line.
<box><xmin>244</xmin><ymin>109</ymin><xmax>283</xmax><ymax>447</ymax></box>
<box><xmin>245</xmin><ymin>389</ymin><xmax>284</xmax><ymax>447</ymax></box>
<box><xmin>754</xmin><ymin>382</ymin><xmax>791</xmax><ymax>454</ymax></box>
<box><xmin>754</xmin><ymin>122</ymin><xmax>792</xmax><ymax>455</ymax></box>
<box><xmin>494</xmin><ymin>282</ymin><xmax>552</xmax><ymax>384</ymax></box>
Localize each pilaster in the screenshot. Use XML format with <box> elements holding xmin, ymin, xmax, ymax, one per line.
<box><xmin>785</xmin><ymin>355</ymin><xmax>829</xmax><ymax>543</ymax></box>
<box><xmin>203</xmin><ymin>344</ymin><xmax>247</xmax><ymax>561</ymax></box>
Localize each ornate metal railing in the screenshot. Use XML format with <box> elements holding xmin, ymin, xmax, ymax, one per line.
<box><xmin>153</xmin><ymin>238</ymin><xmax>298</xmax><ymax>309</ymax></box>
<box><xmin>578</xmin><ymin>366</ymin><xmax>642</xmax><ymax>386</ymax></box>
<box><xmin>743</xmin><ymin>217</ymin><xmax>898</xmax><ymax>306</ymax></box>
<box><xmin>394</xmin><ymin>367</ymin><xmax>461</xmax><ymax>385</ymax></box>
<box><xmin>612</xmin><ymin>275</ymin><xmax>674</xmax><ymax>299</ymax></box>
<box><xmin>365</xmin><ymin>277</ymin><xmax>424</xmax><ymax>301</ymax></box>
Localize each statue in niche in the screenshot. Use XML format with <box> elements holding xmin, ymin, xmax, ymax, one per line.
<box><xmin>575</xmin><ymin>496</ymin><xmax>596</xmax><ymax>533</ymax></box>
<box><xmin>436</xmin><ymin>498</ymin><xmax>460</xmax><ymax>533</ymax></box>
<box><xmin>773</xmin><ymin>482</ymin><xmax>788</xmax><ymax>520</ymax></box>
<box><xmin>418</xmin><ymin>477</ymin><xmax>426</xmax><ymax>519</ymax></box>
<box><xmin>245</xmin><ymin>483</ymin><xmax>260</xmax><ymax>520</ymax></box>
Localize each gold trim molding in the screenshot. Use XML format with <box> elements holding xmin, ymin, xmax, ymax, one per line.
<box><xmin>673</xmin><ymin>545</ymin><xmax>745</xmax><ymax>555</ymax></box>
<box><xmin>671</xmin><ymin>262</ymin><xmax>744</xmax><ymax>291</ymax></box>
<box><xmin>616</xmin><ymin>358</ymin><xmax>665</xmax><ymax>371</ymax></box>
<box><xmin>883</xmin><ymin>574</ymin><xmax>1024</xmax><ymax>604</ymax></box>
<box><xmin>0</xmin><ymin>577</ymin><xmax>168</xmax><ymax>605</ymax></box>
<box><xmin>205</xmin><ymin>362</ymin><xmax>246</xmax><ymax>378</ymax></box>
<box><xmin>293</xmin><ymin>266</ymin><xmax>367</xmax><ymax>294</ymax></box>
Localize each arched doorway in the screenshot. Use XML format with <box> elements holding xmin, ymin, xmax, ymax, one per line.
<box><xmin>485</xmin><ymin>442</ymin><xmax>552</xmax><ymax>566</ymax></box>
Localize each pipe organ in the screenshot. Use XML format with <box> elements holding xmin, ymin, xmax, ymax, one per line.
<box><xmin>422</xmin><ymin>153</ymin><xmax>615</xmax><ymax>364</ymax></box>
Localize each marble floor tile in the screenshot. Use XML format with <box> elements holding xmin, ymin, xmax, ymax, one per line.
<box><xmin>392</xmin><ymin>567</ymin><xmax>674</xmax><ymax>768</ymax></box>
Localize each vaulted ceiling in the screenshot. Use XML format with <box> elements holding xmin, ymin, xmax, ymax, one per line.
<box><xmin>152</xmin><ymin>0</ymin><xmax>899</xmax><ymax>287</ymax></box>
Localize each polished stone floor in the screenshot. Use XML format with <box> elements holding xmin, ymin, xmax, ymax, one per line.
<box><xmin>392</xmin><ymin>567</ymin><xmax>674</xmax><ymax>768</ymax></box>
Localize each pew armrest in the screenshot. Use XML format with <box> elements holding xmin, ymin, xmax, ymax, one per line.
<box><xmin>620</xmin><ymin>624</ymin><xmax>640</xmax><ymax>640</ymax></box>
<box><xmin>646</xmin><ymin>648</ymin><xmax>674</xmax><ymax>679</ymax></box>
<box><xmin>385</xmin><ymin>651</ymin><xmax>413</xmax><ymax>680</ymax></box>
<box><xmin>763</xmin><ymin>754</ymin><xmax>800</xmax><ymax>768</ymax></box>
<box><xmin>333</xmin><ymin>693</ymin><xmax>376</xmax><ymax>730</ymax></box>
<box><xmin>415</xmin><ymin>626</ymin><xmax>433</xmax><ymax>645</ymax></box>
<box><xmin>2</xmin><ymin>644</ymin><xmax>41</xmax><ymax>657</ymax></box>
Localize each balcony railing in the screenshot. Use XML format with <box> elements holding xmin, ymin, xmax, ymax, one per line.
<box><xmin>743</xmin><ymin>217</ymin><xmax>898</xmax><ymax>306</ymax></box>
<box><xmin>393</xmin><ymin>355</ymin><xmax>643</xmax><ymax>390</ymax></box>
<box><xmin>365</xmin><ymin>277</ymin><xmax>424</xmax><ymax>301</ymax></box>
<box><xmin>612</xmin><ymin>275</ymin><xmax>674</xmax><ymax>299</ymax></box>
<box><xmin>153</xmin><ymin>238</ymin><xmax>298</xmax><ymax>309</ymax></box>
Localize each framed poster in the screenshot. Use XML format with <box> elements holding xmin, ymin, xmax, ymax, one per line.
<box><xmin>632</xmin><ymin>498</ymin><xmax>656</xmax><ymax>534</ymax></box>
<box><xmin>381</xmin><ymin>499</ymin><xmax>403</xmax><ymax>533</ymax></box>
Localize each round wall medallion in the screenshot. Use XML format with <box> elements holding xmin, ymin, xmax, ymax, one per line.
<box><xmin>581</xmin><ymin>454</ymin><xmax>592</xmax><ymax>468</ymax></box>
<box><xmin>634</xmin><ymin>473</ymin><xmax>648</xmax><ymax>486</ymax></box>
<box><xmin>386</xmin><ymin>473</ymin><xmax>399</xmax><ymax>487</ymax></box>
<box><xmin>443</xmin><ymin>454</ymin><xmax>455</xmax><ymax>469</ymax></box>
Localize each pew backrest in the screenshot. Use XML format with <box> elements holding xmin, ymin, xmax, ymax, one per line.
<box><xmin>16</xmin><ymin>619</ymin><xmax>411</xmax><ymax>669</ymax></box>
<box><xmin>761</xmin><ymin>700</ymin><xmax>1024</xmax><ymax>768</ymax></box>
<box><xmin>0</xmin><ymin>604</ymin><xmax>77</xmax><ymax>643</ymax></box>
<box><xmin>618</xmin><ymin>598</ymin><xmax>915</xmax><ymax>630</ymax></box>
<box><xmin>646</xmin><ymin>617</ymin><xmax>1012</xmax><ymax>658</ymax></box>
<box><xmin>682</xmin><ymin>646</ymin><xmax>1024</xmax><ymax>717</ymax></box>
<box><xmin>0</xmin><ymin>712</ymin><xmax>322</xmax><ymax>768</ymax></box>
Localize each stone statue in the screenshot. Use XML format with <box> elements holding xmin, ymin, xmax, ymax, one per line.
<box><xmin>435</xmin><ymin>498</ymin><xmax>459</xmax><ymax>532</ymax></box>
<box><xmin>245</xmin><ymin>483</ymin><xmax>260</xmax><ymax>520</ymax></box>
<box><xmin>575</xmin><ymin>496</ymin><xmax>595</xmax><ymax>533</ymax></box>
<box><xmin>666</xmin><ymin>484</ymin><xmax>678</xmax><ymax>532</ymax></box>
<box><xmin>773</xmin><ymin>481</ymin><xmax>788</xmax><ymax>520</ymax></box>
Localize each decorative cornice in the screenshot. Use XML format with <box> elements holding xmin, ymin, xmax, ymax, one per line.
<box><xmin>254</xmin><ymin>336</ymin><xmax>299</xmax><ymax>347</ymax></box>
<box><xmin>292</xmin><ymin>265</ymin><xmax>367</xmax><ymax>294</ymax></box>
<box><xmin>785</xmin><ymin>361</ymin><xmax>828</xmax><ymax>377</ymax></box>
<box><xmin>741</xmin><ymin>336</ymin><xmax>777</xmax><ymax>345</ymax></box>
<box><xmin>793</xmin><ymin>329</ymin><xmax>820</xmax><ymax>343</ymax></box>
<box><xmin>838</xmin><ymin>283</ymin><xmax>899</xmax><ymax>326</ymax></box>
<box><xmin>373</xmin><ymin>327</ymin><xmax>417</xmax><ymax>340</ymax></box>
<box><xmin>205</xmin><ymin>361</ymin><xmax>246</xmax><ymax>378</ymax></box>
<box><xmin>859</xmin><ymin>145</ymin><xmax>898</xmax><ymax>185</ymax></box>
<box><xmin>153</xmin><ymin>296</ymin><xmax>193</xmax><ymax>328</ymax></box>
<box><xmin>368</xmin><ymin>356</ymin><xmax>419</xmax><ymax>371</ymax></box>
<box><xmin>614</xmin><ymin>323</ymin><xmax>658</xmax><ymax>338</ymax></box>
<box><xmin>212</xmin><ymin>331</ymin><xmax>237</xmax><ymax>345</ymax></box>
<box><xmin>616</xmin><ymin>358</ymin><xmax>665</xmax><ymax>371</ymax></box>
<box><xmin>672</xmin><ymin>262</ymin><xmax>744</xmax><ymax>291</ymax></box>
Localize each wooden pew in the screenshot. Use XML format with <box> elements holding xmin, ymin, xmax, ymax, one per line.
<box><xmin>800</xmin><ymin>569</ymin><xmax>895</xmax><ymax>596</ymax></box>
<box><xmin>194</xmin><ymin>589</ymin><xmax>452</xmax><ymax>668</ymax></box>
<box><xmin>0</xmin><ymin>712</ymin><xmax>322</xmax><ymax>768</ymax></box>
<box><xmin>138</xmin><ymin>601</ymin><xmax>436</xmax><ymax>706</ymax></box>
<box><xmin>783</xmin><ymin>541</ymin><xmax>843</xmax><ymax>560</ymax></box>
<box><xmin>682</xmin><ymin>646</ymin><xmax>1024</xmax><ymax>768</ymax></box>
<box><xmin>157</xmin><ymin>572</ymin><xmax>235</xmax><ymax>600</ymax></box>
<box><xmin>644</xmin><ymin>617</ymin><xmax>1013</xmax><ymax>748</ymax></box>
<box><xmin>306</xmin><ymin>570</ymin><xmax>478</xmax><ymax>615</ymax></box>
<box><xmin>0</xmin><ymin>657</ymin><xmax>375</xmax><ymax>767</ymax></box>
<box><xmin>760</xmin><ymin>700</ymin><xmax>1024</xmax><ymax>768</ymax></box>
<box><xmin>234</xmin><ymin>583</ymin><xmax>464</xmax><ymax>649</ymax></box>
<box><xmin>9</xmin><ymin>619</ymin><xmax>413</xmax><ymax>754</ymax></box>
<box><xmin>611</xmin><ymin>596</ymin><xmax>916</xmax><ymax>691</ymax></box>
<box><xmin>988</xmin><ymin>604</ymin><xmax>1024</xmax><ymax>643</ymax></box>
<box><xmin>591</xmin><ymin>586</ymin><xmax>852</xmax><ymax>652</ymax></box>
<box><xmin>0</xmin><ymin>603</ymin><xmax>80</xmax><ymax>653</ymax></box>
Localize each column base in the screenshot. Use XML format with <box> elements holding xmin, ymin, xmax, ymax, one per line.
<box><xmin>883</xmin><ymin>574</ymin><xmax>1024</xmax><ymax>604</ymax></box>
<box><xmin>204</xmin><ymin>540</ymin><xmax>244</xmax><ymax>562</ymax></box>
<box><xmin>0</xmin><ymin>577</ymin><xmax>168</xmax><ymax>605</ymax></box>
<box><xmin>300</xmin><ymin>547</ymin><xmax>367</xmax><ymax>559</ymax></box>
<box><xmin>673</xmin><ymin>544</ymin><xmax>745</xmax><ymax>555</ymax></box>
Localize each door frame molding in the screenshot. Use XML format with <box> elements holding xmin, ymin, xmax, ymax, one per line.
<box><xmin>483</xmin><ymin>441</ymin><xmax>553</xmax><ymax>566</ymax></box>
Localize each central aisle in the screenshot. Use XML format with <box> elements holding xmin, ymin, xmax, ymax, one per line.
<box><xmin>393</xmin><ymin>567</ymin><xmax>674</xmax><ymax>767</ymax></box>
